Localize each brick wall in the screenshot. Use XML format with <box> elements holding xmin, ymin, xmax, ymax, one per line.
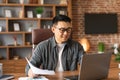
<box><xmin>72</xmin><ymin>0</ymin><xmax>120</xmax><ymax>53</ymax></box>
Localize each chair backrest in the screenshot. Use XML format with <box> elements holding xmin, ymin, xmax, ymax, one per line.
<box><xmin>32</xmin><ymin>29</ymin><xmax>54</xmax><ymax>48</ymax></box>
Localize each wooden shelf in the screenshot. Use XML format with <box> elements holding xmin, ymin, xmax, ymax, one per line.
<box><xmin>0</xmin><ymin>4</ymin><xmax>23</xmax><ymax>6</ymax></box>
<box><xmin>0</xmin><ymin>0</ymin><xmax>72</xmax><ymax>73</ymax></box>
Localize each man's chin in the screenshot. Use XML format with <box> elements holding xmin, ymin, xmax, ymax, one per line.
<box><xmin>62</xmin><ymin>39</ymin><xmax>68</xmax><ymax>42</ymax></box>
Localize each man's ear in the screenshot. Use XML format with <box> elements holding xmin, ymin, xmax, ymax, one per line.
<box><xmin>51</xmin><ymin>27</ymin><xmax>55</xmax><ymax>33</ymax></box>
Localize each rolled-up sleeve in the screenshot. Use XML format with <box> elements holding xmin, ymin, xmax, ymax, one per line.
<box><xmin>25</xmin><ymin>42</ymin><xmax>44</xmax><ymax>75</ymax></box>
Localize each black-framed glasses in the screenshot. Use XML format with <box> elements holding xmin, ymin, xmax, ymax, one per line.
<box><xmin>55</xmin><ymin>27</ymin><xmax>72</xmax><ymax>33</ymax></box>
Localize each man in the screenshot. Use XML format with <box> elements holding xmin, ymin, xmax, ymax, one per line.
<box><xmin>25</xmin><ymin>15</ymin><xmax>85</xmax><ymax>77</ymax></box>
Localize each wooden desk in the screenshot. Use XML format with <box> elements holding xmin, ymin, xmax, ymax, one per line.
<box><xmin>3</xmin><ymin>55</ymin><xmax>119</xmax><ymax>80</ymax></box>
<box><xmin>6</xmin><ymin>67</ymin><xmax>120</xmax><ymax>80</ymax></box>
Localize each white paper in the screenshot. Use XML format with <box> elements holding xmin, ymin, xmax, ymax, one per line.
<box><xmin>25</xmin><ymin>57</ymin><xmax>55</xmax><ymax>75</ymax></box>
<box><xmin>18</xmin><ymin>76</ymin><xmax>49</xmax><ymax>80</ymax></box>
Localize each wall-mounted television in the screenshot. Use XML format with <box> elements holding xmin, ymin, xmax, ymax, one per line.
<box><xmin>84</xmin><ymin>13</ymin><xmax>118</xmax><ymax>34</ymax></box>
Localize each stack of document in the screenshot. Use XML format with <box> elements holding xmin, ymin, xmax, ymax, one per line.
<box><xmin>19</xmin><ymin>58</ymin><xmax>56</xmax><ymax>80</ymax></box>
<box><xmin>18</xmin><ymin>76</ymin><xmax>49</xmax><ymax>80</ymax></box>
<box><xmin>25</xmin><ymin>57</ymin><xmax>55</xmax><ymax>75</ymax></box>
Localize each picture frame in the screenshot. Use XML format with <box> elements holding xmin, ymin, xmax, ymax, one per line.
<box><xmin>60</xmin><ymin>0</ymin><xmax>67</xmax><ymax>4</ymax></box>
<box><xmin>5</xmin><ymin>9</ymin><xmax>12</xmax><ymax>18</ymax></box>
<box><xmin>59</xmin><ymin>10</ymin><xmax>67</xmax><ymax>15</ymax></box>
<box><xmin>27</xmin><ymin>11</ymin><xmax>33</xmax><ymax>18</ymax></box>
<box><xmin>13</xmin><ymin>23</ymin><xmax>20</xmax><ymax>31</ymax></box>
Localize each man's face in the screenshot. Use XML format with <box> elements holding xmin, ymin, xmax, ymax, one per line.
<box><xmin>52</xmin><ymin>21</ymin><xmax>72</xmax><ymax>44</ymax></box>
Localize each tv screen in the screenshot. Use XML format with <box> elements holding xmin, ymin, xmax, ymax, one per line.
<box><xmin>84</xmin><ymin>13</ymin><xmax>118</xmax><ymax>34</ymax></box>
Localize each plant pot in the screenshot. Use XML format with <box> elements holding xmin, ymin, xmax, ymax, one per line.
<box><xmin>37</xmin><ymin>14</ymin><xmax>42</xmax><ymax>18</ymax></box>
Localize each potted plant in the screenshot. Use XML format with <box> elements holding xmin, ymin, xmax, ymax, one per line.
<box><xmin>114</xmin><ymin>47</ymin><xmax>120</xmax><ymax>62</ymax></box>
<box><xmin>115</xmin><ymin>53</ymin><xmax>120</xmax><ymax>62</ymax></box>
<box><xmin>35</xmin><ymin>7</ymin><xmax>44</xmax><ymax>18</ymax></box>
<box><xmin>98</xmin><ymin>42</ymin><xmax>105</xmax><ymax>53</ymax></box>
<box><xmin>114</xmin><ymin>52</ymin><xmax>120</xmax><ymax>69</ymax></box>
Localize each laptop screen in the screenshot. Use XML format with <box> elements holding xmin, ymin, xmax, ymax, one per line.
<box><xmin>65</xmin><ymin>53</ymin><xmax>112</xmax><ymax>80</ymax></box>
<box><xmin>79</xmin><ymin>53</ymin><xmax>112</xmax><ymax>80</ymax></box>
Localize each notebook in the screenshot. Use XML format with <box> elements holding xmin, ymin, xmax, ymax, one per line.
<box><xmin>65</xmin><ymin>52</ymin><xmax>112</xmax><ymax>80</ymax></box>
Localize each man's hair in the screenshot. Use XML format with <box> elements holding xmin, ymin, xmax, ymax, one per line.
<box><xmin>52</xmin><ymin>15</ymin><xmax>71</xmax><ymax>25</ymax></box>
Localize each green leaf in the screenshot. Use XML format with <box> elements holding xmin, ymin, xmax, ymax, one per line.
<box><xmin>35</xmin><ymin>7</ymin><xmax>44</xmax><ymax>14</ymax></box>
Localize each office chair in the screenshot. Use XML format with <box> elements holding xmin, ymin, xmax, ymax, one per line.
<box><xmin>32</xmin><ymin>28</ymin><xmax>54</xmax><ymax>49</ymax></box>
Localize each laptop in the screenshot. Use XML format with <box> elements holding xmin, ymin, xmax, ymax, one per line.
<box><xmin>65</xmin><ymin>52</ymin><xmax>112</xmax><ymax>80</ymax></box>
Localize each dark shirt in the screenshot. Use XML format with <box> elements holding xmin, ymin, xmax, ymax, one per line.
<box><xmin>25</xmin><ymin>37</ymin><xmax>85</xmax><ymax>75</ymax></box>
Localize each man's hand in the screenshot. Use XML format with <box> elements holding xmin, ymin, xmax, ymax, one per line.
<box><xmin>28</xmin><ymin>68</ymin><xmax>39</xmax><ymax>78</ymax></box>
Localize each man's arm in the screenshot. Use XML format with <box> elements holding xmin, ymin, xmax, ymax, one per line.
<box><xmin>78</xmin><ymin>43</ymin><xmax>85</xmax><ymax>64</ymax></box>
<box><xmin>25</xmin><ymin>43</ymin><xmax>43</xmax><ymax>76</ymax></box>
<box><xmin>25</xmin><ymin>63</ymin><xmax>30</xmax><ymax>76</ymax></box>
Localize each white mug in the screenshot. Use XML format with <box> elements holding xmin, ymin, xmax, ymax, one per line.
<box><xmin>0</xmin><ymin>63</ymin><xmax>3</xmax><ymax>77</ymax></box>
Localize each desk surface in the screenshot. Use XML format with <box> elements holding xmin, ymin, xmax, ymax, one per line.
<box><xmin>6</xmin><ymin>67</ymin><xmax>120</xmax><ymax>80</ymax></box>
